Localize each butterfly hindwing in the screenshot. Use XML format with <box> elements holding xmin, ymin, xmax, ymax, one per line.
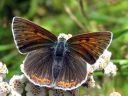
<box><xmin>22</xmin><ymin>48</ymin><xmax>54</xmax><ymax>86</ymax></box>
<box><xmin>56</xmin><ymin>52</ymin><xmax>88</xmax><ymax>90</ymax></box>
<box><xmin>67</xmin><ymin>32</ymin><xmax>112</xmax><ymax>64</ymax></box>
<box><xmin>12</xmin><ymin>17</ymin><xmax>57</xmax><ymax>53</ymax></box>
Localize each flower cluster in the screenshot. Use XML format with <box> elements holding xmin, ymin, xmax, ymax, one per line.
<box><xmin>85</xmin><ymin>50</ymin><xmax>117</xmax><ymax>88</ymax></box>
<box><xmin>0</xmin><ymin>62</ymin><xmax>8</xmax><ymax>82</ymax></box>
<box><xmin>0</xmin><ymin>62</ymin><xmax>10</xmax><ymax>96</ymax></box>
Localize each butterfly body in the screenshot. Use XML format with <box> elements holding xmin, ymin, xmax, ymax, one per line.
<box><xmin>12</xmin><ymin>17</ymin><xmax>112</xmax><ymax>90</ymax></box>
<box><xmin>52</xmin><ymin>37</ymin><xmax>68</xmax><ymax>80</ymax></box>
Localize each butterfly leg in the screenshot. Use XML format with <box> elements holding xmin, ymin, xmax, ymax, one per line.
<box><xmin>52</xmin><ymin>57</ymin><xmax>63</xmax><ymax>80</ymax></box>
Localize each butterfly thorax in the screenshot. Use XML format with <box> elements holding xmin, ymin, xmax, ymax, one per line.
<box><xmin>54</xmin><ymin>37</ymin><xmax>67</xmax><ymax>57</ymax></box>
<box><xmin>52</xmin><ymin>37</ymin><xmax>68</xmax><ymax>80</ymax></box>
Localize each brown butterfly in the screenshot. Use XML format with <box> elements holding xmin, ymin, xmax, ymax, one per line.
<box><xmin>12</xmin><ymin>17</ymin><xmax>112</xmax><ymax>90</ymax></box>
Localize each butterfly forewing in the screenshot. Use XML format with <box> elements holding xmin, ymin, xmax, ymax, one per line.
<box><xmin>12</xmin><ymin>17</ymin><xmax>57</xmax><ymax>53</ymax></box>
<box><xmin>67</xmin><ymin>32</ymin><xmax>112</xmax><ymax>64</ymax></box>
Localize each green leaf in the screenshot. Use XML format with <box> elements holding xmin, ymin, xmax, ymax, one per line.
<box><xmin>113</xmin><ymin>29</ymin><xmax>128</xmax><ymax>40</ymax></box>
<box><xmin>0</xmin><ymin>44</ymin><xmax>14</xmax><ymax>51</ymax></box>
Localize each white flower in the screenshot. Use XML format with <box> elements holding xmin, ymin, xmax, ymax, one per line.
<box><xmin>49</xmin><ymin>89</ymin><xmax>65</xmax><ymax>96</ymax></box>
<box><xmin>87</xmin><ymin>64</ymin><xmax>94</xmax><ymax>74</ymax></box>
<box><xmin>9</xmin><ymin>91</ymin><xmax>22</xmax><ymax>96</ymax></box>
<box><xmin>0</xmin><ymin>82</ymin><xmax>10</xmax><ymax>96</ymax></box>
<box><xmin>49</xmin><ymin>89</ymin><xmax>78</xmax><ymax>96</ymax></box>
<box><xmin>104</xmin><ymin>62</ymin><xmax>117</xmax><ymax>76</ymax></box>
<box><xmin>0</xmin><ymin>62</ymin><xmax>8</xmax><ymax>81</ymax></box>
<box><xmin>109</xmin><ymin>91</ymin><xmax>121</xmax><ymax>96</ymax></box>
<box><xmin>67</xmin><ymin>89</ymin><xmax>79</xmax><ymax>96</ymax></box>
<box><xmin>58</xmin><ymin>33</ymin><xmax>72</xmax><ymax>40</ymax></box>
<box><xmin>67</xmin><ymin>34</ymin><xmax>72</xmax><ymax>39</ymax></box>
<box><xmin>92</xmin><ymin>50</ymin><xmax>112</xmax><ymax>71</ymax></box>
<box><xmin>84</xmin><ymin>75</ymin><xmax>95</xmax><ymax>88</ymax></box>
<box><xmin>20</xmin><ymin>64</ymin><xmax>24</xmax><ymax>73</ymax></box>
<box><xmin>9</xmin><ymin>74</ymin><xmax>26</xmax><ymax>95</ymax></box>
<box><xmin>25</xmin><ymin>82</ymin><xmax>46</xmax><ymax>96</ymax></box>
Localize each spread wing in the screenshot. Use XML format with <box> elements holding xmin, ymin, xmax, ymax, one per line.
<box><xmin>22</xmin><ymin>48</ymin><xmax>54</xmax><ymax>87</ymax></box>
<box><xmin>12</xmin><ymin>17</ymin><xmax>57</xmax><ymax>53</ymax></box>
<box><xmin>67</xmin><ymin>32</ymin><xmax>112</xmax><ymax>64</ymax></box>
<box><xmin>55</xmin><ymin>52</ymin><xmax>88</xmax><ymax>90</ymax></box>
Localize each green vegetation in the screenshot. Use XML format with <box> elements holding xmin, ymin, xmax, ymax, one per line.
<box><xmin>0</xmin><ymin>0</ymin><xmax>128</xmax><ymax>95</ymax></box>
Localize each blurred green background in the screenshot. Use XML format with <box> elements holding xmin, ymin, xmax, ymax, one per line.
<box><xmin>0</xmin><ymin>0</ymin><xmax>128</xmax><ymax>95</ymax></box>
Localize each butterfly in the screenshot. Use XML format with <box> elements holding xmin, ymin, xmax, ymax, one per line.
<box><xmin>12</xmin><ymin>17</ymin><xmax>112</xmax><ymax>90</ymax></box>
